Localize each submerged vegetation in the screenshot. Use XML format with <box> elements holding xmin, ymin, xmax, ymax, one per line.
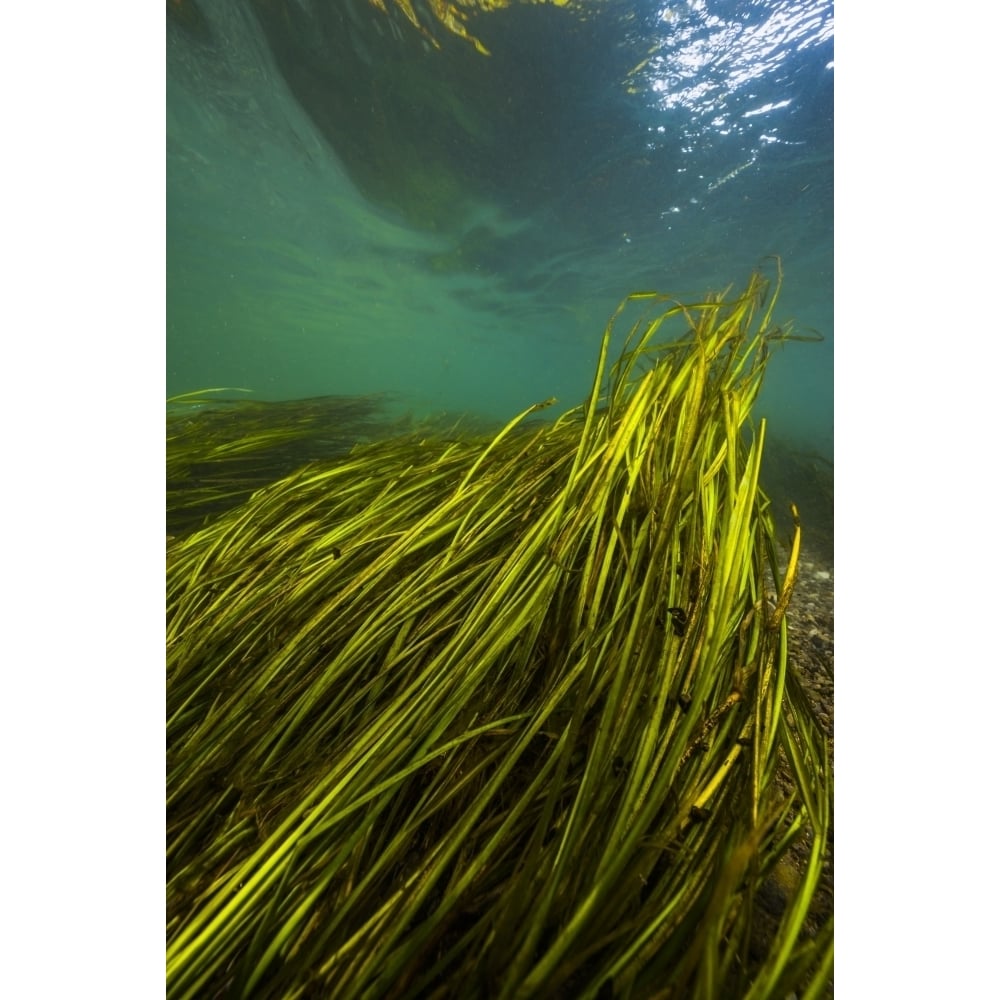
<box><xmin>167</xmin><ymin>391</ymin><xmax>402</xmax><ymax>537</ymax></box>
<box><xmin>166</xmin><ymin>266</ymin><xmax>832</xmax><ymax>998</ymax></box>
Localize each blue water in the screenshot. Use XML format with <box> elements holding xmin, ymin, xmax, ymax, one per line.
<box><xmin>167</xmin><ymin>0</ymin><xmax>833</xmax><ymax>456</ymax></box>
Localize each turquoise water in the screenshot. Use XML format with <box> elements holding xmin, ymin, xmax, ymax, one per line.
<box><xmin>167</xmin><ymin>0</ymin><xmax>832</xmax><ymax>455</ymax></box>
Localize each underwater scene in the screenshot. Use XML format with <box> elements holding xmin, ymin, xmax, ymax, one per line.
<box><xmin>167</xmin><ymin>1</ymin><xmax>833</xmax><ymax>997</ymax></box>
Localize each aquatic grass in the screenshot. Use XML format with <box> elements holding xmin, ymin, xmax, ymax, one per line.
<box><xmin>166</xmin><ymin>264</ymin><xmax>832</xmax><ymax>998</ymax></box>
<box><xmin>166</xmin><ymin>391</ymin><xmax>405</xmax><ymax>537</ymax></box>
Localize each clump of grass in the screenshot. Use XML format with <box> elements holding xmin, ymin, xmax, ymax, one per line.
<box><xmin>166</xmin><ymin>263</ymin><xmax>832</xmax><ymax>999</ymax></box>
<box><xmin>167</xmin><ymin>390</ymin><xmax>401</xmax><ymax>536</ymax></box>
